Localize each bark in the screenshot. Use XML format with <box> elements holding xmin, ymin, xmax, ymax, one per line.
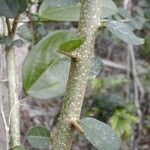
<box><xmin>52</xmin><ymin>0</ymin><xmax>102</xmax><ymax>149</ymax></box>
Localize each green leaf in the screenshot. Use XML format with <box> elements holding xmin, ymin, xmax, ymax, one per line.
<box><xmin>89</xmin><ymin>56</ymin><xmax>103</xmax><ymax>79</ymax></box>
<box><xmin>101</xmin><ymin>0</ymin><xmax>118</xmax><ymax>18</ymax></box>
<box><xmin>129</xmin><ymin>16</ymin><xmax>146</xmax><ymax>30</ymax></box>
<box><xmin>39</xmin><ymin>0</ymin><xmax>118</xmax><ymax>21</ymax></box>
<box><xmin>22</xmin><ymin>30</ymin><xmax>75</xmax><ymax>99</ymax></box>
<box><xmin>13</xmin><ymin>39</ymin><xmax>24</xmax><ymax>47</ymax></box>
<box><xmin>118</xmin><ymin>8</ymin><xmax>131</xmax><ymax>19</ymax></box>
<box><xmin>0</xmin><ymin>36</ymin><xmax>12</xmax><ymax>47</ymax></box>
<box><xmin>59</xmin><ymin>36</ymin><xmax>85</xmax><ymax>52</ymax></box>
<box><xmin>106</xmin><ymin>21</ymin><xmax>144</xmax><ymax>45</ymax></box>
<box><xmin>110</xmin><ymin>109</ymin><xmax>139</xmax><ymax>140</ymax></box>
<box><xmin>80</xmin><ymin>117</ymin><xmax>121</xmax><ymax>150</ymax></box>
<box><xmin>18</xmin><ymin>0</ymin><xmax>28</xmax><ymax>13</ymax></box>
<box><xmin>39</xmin><ymin>0</ymin><xmax>80</xmax><ymax>21</ymax></box>
<box><xmin>0</xmin><ymin>0</ymin><xmax>27</xmax><ymax>17</ymax></box>
<box><xmin>0</xmin><ymin>0</ymin><xmax>19</xmax><ymax>18</ymax></box>
<box><xmin>18</xmin><ymin>24</ymin><xmax>32</xmax><ymax>41</ymax></box>
<box><xmin>27</xmin><ymin>126</ymin><xmax>50</xmax><ymax>149</ymax></box>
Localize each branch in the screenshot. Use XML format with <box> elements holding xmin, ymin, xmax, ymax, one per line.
<box><xmin>103</xmin><ymin>59</ymin><xmax>130</xmax><ymax>72</ymax></box>
<box><xmin>6</xmin><ymin>46</ymin><xmax>21</xmax><ymax>148</ymax></box>
<box><xmin>52</xmin><ymin>0</ymin><xmax>101</xmax><ymax>149</ymax></box>
<box><xmin>6</xmin><ymin>18</ymin><xmax>11</xmax><ymax>36</ymax></box>
<box><xmin>27</xmin><ymin>7</ymin><xmax>36</xmax><ymax>47</ymax></box>
<box><xmin>129</xmin><ymin>45</ymin><xmax>144</xmax><ymax>119</ymax></box>
<box><xmin>5</xmin><ymin>15</ymin><xmax>21</xmax><ymax>148</ymax></box>
<box><xmin>10</xmin><ymin>15</ymin><xmax>20</xmax><ymax>38</ymax></box>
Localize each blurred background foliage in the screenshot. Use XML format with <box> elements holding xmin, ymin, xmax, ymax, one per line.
<box><xmin>18</xmin><ymin>0</ymin><xmax>150</xmax><ymax>149</ymax></box>
<box><xmin>4</xmin><ymin>0</ymin><xmax>149</xmax><ymax>149</ymax></box>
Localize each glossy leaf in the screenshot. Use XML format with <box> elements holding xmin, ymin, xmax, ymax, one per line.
<box><xmin>39</xmin><ymin>0</ymin><xmax>118</xmax><ymax>21</ymax></box>
<box><xmin>59</xmin><ymin>36</ymin><xmax>86</xmax><ymax>52</ymax></box>
<box><xmin>18</xmin><ymin>0</ymin><xmax>28</xmax><ymax>13</ymax></box>
<box><xmin>80</xmin><ymin>117</ymin><xmax>121</xmax><ymax>150</ymax></box>
<box><xmin>22</xmin><ymin>30</ymin><xmax>75</xmax><ymax>99</ymax></box>
<box><xmin>27</xmin><ymin>126</ymin><xmax>50</xmax><ymax>149</ymax></box>
<box><xmin>89</xmin><ymin>56</ymin><xmax>103</xmax><ymax>79</ymax></box>
<box><xmin>0</xmin><ymin>0</ymin><xmax>19</xmax><ymax>18</ymax></box>
<box><xmin>106</xmin><ymin>21</ymin><xmax>144</xmax><ymax>45</ymax></box>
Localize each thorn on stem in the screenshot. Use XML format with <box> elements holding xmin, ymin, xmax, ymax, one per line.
<box><xmin>70</xmin><ymin>119</ymin><xmax>84</xmax><ymax>133</ymax></box>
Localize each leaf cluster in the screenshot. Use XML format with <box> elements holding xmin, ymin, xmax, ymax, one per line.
<box><xmin>0</xmin><ymin>0</ymin><xmax>28</xmax><ymax>18</ymax></box>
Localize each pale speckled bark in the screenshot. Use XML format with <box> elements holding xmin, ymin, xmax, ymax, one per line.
<box><xmin>52</xmin><ymin>0</ymin><xmax>102</xmax><ymax>150</ymax></box>
<box><xmin>6</xmin><ymin>47</ymin><xmax>20</xmax><ymax>148</ymax></box>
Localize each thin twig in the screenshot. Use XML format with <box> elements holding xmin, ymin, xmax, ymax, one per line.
<box><xmin>129</xmin><ymin>45</ymin><xmax>144</xmax><ymax>150</ymax></box>
<box><xmin>103</xmin><ymin>59</ymin><xmax>130</xmax><ymax>72</ymax></box>
<box><xmin>10</xmin><ymin>15</ymin><xmax>20</xmax><ymax>38</ymax></box>
<box><xmin>123</xmin><ymin>1</ymin><xmax>144</xmax><ymax>149</ymax></box>
<box><xmin>126</xmin><ymin>47</ymin><xmax>131</xmax><ymax>102</ymax></box>
<box><xmin>6</xmin><ymin>18</ymin><xmax>11</xmax><ymax>36</ymax></box>
<box><xmin>129</xmin><ymin>45</ymin><xmax>143</xmax><ymax>120</ymax></box>
<box><xmin>1</xmin><ymin>17</ymin><xmax>6</xmax><ymax>35</ymax></box>
<box><xmin>123</xmin><ymin>0</ymin><xmax>132</xmax><ymax>103</ymax></box>
<box><xmin>0</xmin><ymin>79</ymin><xmax>8</xmax><ymax>82</ymax></box>
<box><xmin>0</xmin><ymin>48</ymin><xmax>9</xmax><ymax>150</ymax></box>
<box><xmin>0</xmin><ymin>103</ymin><xmax>9</xmax><ymax>150</ymax></box>
<box><xmin>27</xmin><ymin>7</ymin><xmax>36</xmax><ymax>47</ymax></box>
